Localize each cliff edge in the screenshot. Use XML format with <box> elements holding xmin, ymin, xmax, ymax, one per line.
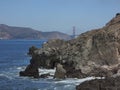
<box><xmin>20</xmin><ymin>13</ymin><xmax>120</xmax><ymax>79</ymax></box>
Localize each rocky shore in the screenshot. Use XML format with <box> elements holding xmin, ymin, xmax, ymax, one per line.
<box><xmin>76</xmin><ymin>76</ymin><xmax>120</xmax><ymax>90</ymax></box>
<box><xmin>20</xmin><ymin>13</ymin><xmax>120</xmax><ymax>89</ymax></box>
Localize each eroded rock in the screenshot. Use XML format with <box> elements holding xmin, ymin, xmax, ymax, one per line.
<box><xmin>20</xmin><ymin>13</ymin><xmax>120</xmax><ymax>79</ymax></box>
<box><xmin>54</xmin><ymin>63</ymin><xmax>66</xmax><ymax>79</ymax></box>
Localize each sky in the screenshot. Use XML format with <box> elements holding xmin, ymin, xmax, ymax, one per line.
<box><xmin>0</xmin><ymin>0</ymin><xmax>120</xmax><ymax>35</ymax></box>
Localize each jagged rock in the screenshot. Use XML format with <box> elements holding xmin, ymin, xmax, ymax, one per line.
<box><xmin>19</xmin><ymin>64</ymin><xmax>39</xmax><ymax>78</ymax></box>
<box><xmin>28</xmin><ymin>46</ymin><xmax>38</xmax><ymax>56</ymax></box>
<box><xmin>54</xmin><ymin>63</ymin><xmax>66</xmax><ymax>79</ymax></box>
<box><xmin>20</xmin><ymin>13</ymin><xmax>120</xmax><ymax>79</ymax></box>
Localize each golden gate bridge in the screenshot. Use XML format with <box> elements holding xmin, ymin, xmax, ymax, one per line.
<box><xmin>71</xmin><ymin>26</ymin><xmax>79</xmax><ymax>39</ymax></box>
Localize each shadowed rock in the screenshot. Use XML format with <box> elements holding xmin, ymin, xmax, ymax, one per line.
<box><xmin>19</xmin><ymin>64</ymin><xmax>39</xmax><ymax>78</ymax></box>
<box><xmin>40</xmin><ymin>73</ymin><xmax>51</xmax><ymax>78</ymax></box>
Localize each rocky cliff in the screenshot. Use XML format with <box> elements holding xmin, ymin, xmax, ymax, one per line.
<box><xmin>76</xmin><ymin>77</ymin><xmax>120</xmax><ymax>90</ymax></box>
<box><xmin>0</xmin><ymin>24</ymin><xmax>71</xmax><ymax>40</ymax></box>
<box><xmin>20</xmin><ymin>13</ymin><xmax>120</xmax><ymax>79</ymax></box>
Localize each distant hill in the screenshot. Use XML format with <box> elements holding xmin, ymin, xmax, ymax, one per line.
<box><xmin>0</xmin><ymin>24</ymin><xmax>71</xmax><ymax>40</ymax></box>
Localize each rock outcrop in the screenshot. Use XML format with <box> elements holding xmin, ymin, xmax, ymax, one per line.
<box><xmin>76</xmin><ymin>76</ymin><xmax>120</xmax><ymax>90</ymax></box>
<box><xmin>19</xmin><ymin>64</ymin><xmax>39</xmax><ymax>78</ymax></box>
<box><xmin>54</xmin><ymin>63</ymin><xmax>66</xmax><ymax>79</ymax></box>
<box><xmin>20</xmin><ymin>13</ymin><xmax>120</xmax><ymax>79</ymax></box>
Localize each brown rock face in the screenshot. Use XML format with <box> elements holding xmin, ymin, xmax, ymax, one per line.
<box><xmin>54</xmin><ymin>63</ymin><xmax>66</xmax><ymax>79</ymax></box>
<box><xmin>76</xmin><ymin>77</ymin><xmax>120</xmax><ymax>90</ymax></box>
<box><xmin>20</xmin><ymin>13</ymin><xmax>120</xmax><ymax>79</ymax></box>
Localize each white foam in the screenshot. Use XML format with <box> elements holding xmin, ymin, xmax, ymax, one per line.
<box><xmin>0</xmin><ymin>73</ymin><xmax>5</xmax><ymax>76</ymax></box>
<box><xmin>54</xmin><ymin>77</ymin><xmax>96</xmax><ymax>85</ymax></box>
<box><xmin>39</xmin><ymin>68</ymin><xmax>56</xmax><ymax>76</ymax></box>
<box><xmin>38</xmin><ymin>69</ymin><xmax>103</xmax><ymax>86</ymax></box>
<box><xmin>64</xmin><ymin>85</ymin><xmax>71</xmax><ymax>88</ymax></box>
<box><xmin>17</xmin><ymin>66</ymin><xmax>26</xmax><ymax>70</ymax></box>
<box><xmin>17</xmin><ymin>67</ymin><xmax>23</xmax><ymax>70</ymax></box>
<box><xmin>0</xmin><ymin>73</ymin><xmax>13</xmax><ymax>80</ymax></box>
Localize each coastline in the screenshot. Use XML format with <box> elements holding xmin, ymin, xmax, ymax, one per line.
<box><xmin>19</xmin><ymin>13</ymin><xmax>120</xmax><ymax>90</ymax></box>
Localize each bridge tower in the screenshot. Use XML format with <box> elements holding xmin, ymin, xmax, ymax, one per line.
<box><xmin>73</xmin><ymin>26</ymin><xmax>76</xmax><ymax>38</ymax></box>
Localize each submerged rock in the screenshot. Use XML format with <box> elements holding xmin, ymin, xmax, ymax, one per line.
<box><xmin>40</xmin><ymin>73</ymin><xmax>51</xmax><ymax>78</ymax></box>
<box><xmin>20</xmin><ymin>13</ymin><xmax>120</xmax><ymax>79</ymax></box>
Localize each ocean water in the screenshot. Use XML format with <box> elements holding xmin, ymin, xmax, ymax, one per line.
<box><xmin>0</xmin><ymin>40</ymin><xmax>94</xmax><ymax>90</ymax></box>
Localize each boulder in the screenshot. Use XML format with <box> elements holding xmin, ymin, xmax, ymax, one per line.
<box><xmin>54</xmin><ymin>63</ymin><xmax>66</xmax><ymax>79</ymax></box>
<box><xmin>19</xmin><ymin>64</ymin><xmax>39</xmax><ymax>78</ymax></box>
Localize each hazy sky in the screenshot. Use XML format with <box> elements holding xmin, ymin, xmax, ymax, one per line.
<box><xmin>0</xmin><ymin>0</ymin><xmax>120</xmax><ymax>35</ymax></box>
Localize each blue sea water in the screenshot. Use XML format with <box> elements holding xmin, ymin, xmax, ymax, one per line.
<box><xmin>0</xmin><ymin>40</ymin><xmax>94</xmax><ymax>90</ymax></box>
